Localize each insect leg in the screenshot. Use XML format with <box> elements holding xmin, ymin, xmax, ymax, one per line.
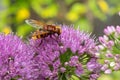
<box><xmin>50</xmin><ymin>33</ymin><xmax>60</xmax><ymax>44</ymax></box>
<box><xmin>38</xmin><ymin>39</ymin><xmax>43</xmax><ymax>47</ymax></box>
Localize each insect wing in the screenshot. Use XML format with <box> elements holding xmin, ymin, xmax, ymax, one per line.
<box><xmin>25</xmin><ymin>19</ymin><xmax>46</xmax><ymax>29</ymax></box>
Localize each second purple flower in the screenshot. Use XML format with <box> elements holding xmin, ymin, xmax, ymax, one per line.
<box><xmin>29</xmin><ymin>25</ymin><xmax>101</xmax><ymax>80</ymax></box>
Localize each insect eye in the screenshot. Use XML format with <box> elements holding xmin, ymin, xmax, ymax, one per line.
<box><xmin>41</xmin><ymin>35</ymin><xmax>44</xmax><ymax>37</ymax></box>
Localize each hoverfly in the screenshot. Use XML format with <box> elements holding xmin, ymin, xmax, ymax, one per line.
<box><xmin>25</xmin><ymin>19</ymin><xmax>61</xmax><ymax>40</ymax></box>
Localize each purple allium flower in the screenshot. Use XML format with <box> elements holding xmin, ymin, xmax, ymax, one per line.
<box><xmin>104</xmin><ymin>26</ymin><xmax>115</xmax><ymax>35</ymax></box>
<box><xmin>29</xmin><ymin>25</ymin><xmax>100</xmax><ymax>80</ymax></box>
<box><xmin>98</xmin><ymin>25</ymin><xmax>120</xmax><ymax>74</ymax></box>
<box><xmin>60</xmin><ymin>26</ymin><xmax>96</xmax><ymax>55</ymax></box>
<box><xmin>75</xmin><ymin>63</ymin><xmax>84</xmax><ymax>77</ymax></box>
<box><xmin>87</xmin><ymin>58</ymin><xmax>101</xmax><ymax>72</ymax></box>
<box><xmin>115</xmin><ymin>26</ymin><xmax>120</xmax><ymax>34</ymax></box>
<box><xmin>101</xmin><ymin>64</ymin><xmax>109</xmax><ymax>71</ymax></box>
<box><xmin>0</xmin><ymin>33</ymin><xmax>34</xmax><ymax>80</ymax></box>
<box><xmin>29</xmin><ymin>36</ymin><xmax>61</xmax><ymax>80</ymax></box>
<box><xmin>68</xmin><ymin>56</ymin><xmax>79</xmax><ymax>67</ymax></box>
<box><xmin>89</xmin><ymin>73</ymin><xmax>100</xmax><ymax>80</ymax></box>
<box><xmin>60</xmin><ymin>67</ymin><xmax>66</xmax><ymax>73</ymax></box>
<box><xmin>104</xmin><ymin>69</ymin><xmax>112</xmax><ymax>74</ymax></box>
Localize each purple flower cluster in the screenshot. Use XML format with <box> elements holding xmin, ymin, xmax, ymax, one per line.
<box><xmin>0</xmin><ymin>34</ymin><xmax>34</xmax><ymax>80</ymax></box>
<box><xmin>29</xmin><ymin>25</ymin><xmax>101</xmax><ymax>80</ymax></box>
<box><xmin>2</xmin><ymin>25</ymin><xmax>118</xmax><ymax>80</ymax></box>
<box><xmin>97</xmin><ymin>26</ymin><xmax>120</xmax><ymax>74</ymax></box>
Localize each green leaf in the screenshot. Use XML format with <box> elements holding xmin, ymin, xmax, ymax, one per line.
<box><xmin>60</xmin><ymin>49</ymin><xmax>73</xmax><ymax>65</ymax></box>
<box><xmin>70</xmin><ymin>75</ymin><xmax>80</xmax><ymax>80</ymax></box>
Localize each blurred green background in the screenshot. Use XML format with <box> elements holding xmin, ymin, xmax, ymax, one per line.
<box><xmin>0</xmin><ymin>0</ymin><xmax>120</xmax><ymax>79</ymax></box>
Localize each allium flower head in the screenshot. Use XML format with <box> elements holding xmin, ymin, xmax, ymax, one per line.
<box><xmin>29</xmin><ymin>25</ymin><xmax>101</xmax><ymax>80</ymax></box>
<box><xmin>0</xmin><ymin>33</ymin><xmax>33</xmax><ymax>80</ymax></box>
<box><xmin>98</xmin><ymin>25</ymin><xmax>120</xmax><ymax>74</ymax></box>
<box><xmin>60</xmin><ymin>26</ymin><xmax>96</xmax><ymax>54</ymax></box>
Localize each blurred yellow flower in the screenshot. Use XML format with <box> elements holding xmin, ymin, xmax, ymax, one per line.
<box><xmin>71</xmin><ymin>3</ymin><xmax>86</xmax><ymax>15</ymax></box>
<box><xmin>2</xmin><ymin>27</ymin><xmax>11</xmax><ymax>35</ymax></box>
<box><xmin>16</xmin><ymin>8</ymin><xmax>30</xmax><ymax>21</ymax></box>
<box><xmin>66</xmin><ymin>12</ymin><xmax>79</xmax><ymax>22</ymax></box>
<box><xmin>97</xmin><ymin>0</ymin><xmax>109</xmax><ymax>13</ymax></box>
<box><xmin>66</xmin><ymin>3</ymin><xmax>86</xmax><ymax>22</ymax></box>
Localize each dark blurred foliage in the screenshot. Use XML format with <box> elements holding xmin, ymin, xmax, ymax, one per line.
<box><xmin>0</xmin><ymin>0</ymin><xmax>120</xmax><ymax>79</ymax></box>
<box><xmin>0</xmin><ymin>0</ymin><xmax>120</xmax><ymax>37</ymax></box>
<box><xmin>0</xmin><ymin>0</ymin><xmax>120</xmax><ymax>38</ymax></box>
